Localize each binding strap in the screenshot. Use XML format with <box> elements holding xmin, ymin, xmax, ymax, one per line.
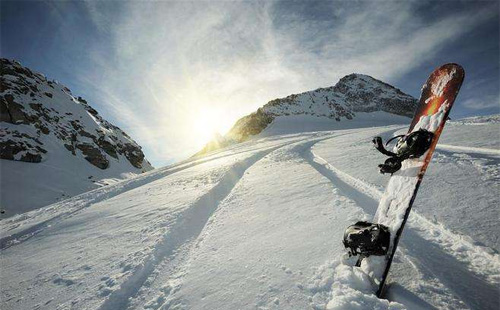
<box><xmin>372</xmin><ymin>136</ymin><xmax>397</xmax><ymax>157</ymax></box>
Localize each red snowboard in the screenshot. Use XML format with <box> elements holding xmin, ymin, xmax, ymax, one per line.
<box><xmin>361</xmin><ymin>63</ymin><xmax>465</xmax><ymax>297</ymax></box>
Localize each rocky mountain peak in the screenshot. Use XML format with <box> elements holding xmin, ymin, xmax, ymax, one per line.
<box><xmin>196</xmin><ymin>73</ymin><xmax>418</xmax><ymax>156</ymax></box>
<box><xmin>1</xmin><ymin>58</ymin><xmax>155</xmax><ymax>215</ymax></box>
<box><xmin>0</xmin><ymin>58</ymin><xmax>152</xmax><ymax>170</ymax></box>
<box><xmin>333</xmin><ymin>73</ymin><xmax>415</xmax><ymax>110</ymax></box>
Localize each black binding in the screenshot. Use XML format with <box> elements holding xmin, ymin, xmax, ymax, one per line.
<box><xmin>373</xmin><ymin>129</ymin><xmax>434</xmax><ymax>174</ymax></box>
<box><xmin>372</xmin><ymin>137</ymin><xmax>396</xmax><ymax>157</ymax></box>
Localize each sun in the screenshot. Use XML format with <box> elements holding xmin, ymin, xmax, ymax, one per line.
<box><xmin>192</xmin><ymin>107</ymin><xmax>230</xmax><ymax>148</ymax></box>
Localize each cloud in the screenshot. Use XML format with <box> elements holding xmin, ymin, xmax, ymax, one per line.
<box><xmin>268</xmin><ymin>1</ymin><xmax>497</xmax><ymax>84</ymax></box>
<box><xmin>462</xmin><ymin>95</ymin><xmax>500</xmax><ymax>110</ymax></box>
<box><xmin>78</xmin><ymin>0</ymin><xmax>497</xmax><ymax>166</ymax></box>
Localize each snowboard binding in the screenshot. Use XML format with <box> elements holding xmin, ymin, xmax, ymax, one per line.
<box><xmin>343</xmin><ymin>221</ymin><xmax>390</xmax><ymax>257</ymax></box>
<box><xmin>373</xmin><ymin>129</ymin><xmax>434</xmax><ymax>174</ymax></box>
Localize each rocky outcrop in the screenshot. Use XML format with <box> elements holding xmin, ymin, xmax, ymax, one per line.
<box><xmin>0</xmin><ymin>58</ymin><xmax>153</xmax><ymax>171</ymax></box>
<box><xmin>225</xmin><ymin>109</ymin><xmax>274</xmax><ymax>142</ymax></box>
<box><xmin>75</xmin><ymin>143</ymin><xmax>109</xmax><ymax>169</ymax></box>
<box><xmin>223</xmin><ymin>73</ymin><xmax>417</xmax><ymax>143</ymax></box>
<box><xmin>332</xmin><ymin>74</ymin><xmax>416</xmax><ymax>117</ymax></box>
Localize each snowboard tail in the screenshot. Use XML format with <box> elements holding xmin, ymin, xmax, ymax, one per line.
<box><xmin>353</xmin><ymin>64</ymin><xmax>465</xmax><ymax>298</ymax></box>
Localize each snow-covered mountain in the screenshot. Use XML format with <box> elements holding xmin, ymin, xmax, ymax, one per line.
<box><xmin>1</xmin><ymin>115</ymin><xmax>498</xmax><ymax>310</ymax></box>
<box><xmin>450</xmin><ymin>114</ymin><xmax>500</xmax><ymax>125</ymax></box>
<box><xmin>1</xmin><ymin>60</ymin><xmax>498</xmax><ymax>309</ymax></box>
<box><xmin>197</xmin><ymin>74</ymin><xmax>417</xmax><ymax>155</ymax></box>
<box><xmin>0</xmin><ymin>59</ymin><xmax>153</xmax><ymax>216</ymax></box>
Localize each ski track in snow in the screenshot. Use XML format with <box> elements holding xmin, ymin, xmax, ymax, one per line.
<box><xmin>93</xmin><ymin>133</ymin><xmax>343</xmax><ymax>310</ymax></box>
<box><xmin>96</xmin><ymin>147</ymin><xmax>280</xmax><ymax>310</ymax></box>
<box><xmin>125</xmin><ymin>131</ymin><xmax>366</xmax><ymax>310</ymax></box>
<box><xmin>436</xmin><ymin>144</ymin><xmax>500</xmax><ymax>157</ymax></box>
<box><xmin>1</xmin><ymin>130</ymin><xmax>352</xmax><ymax>310</ymax></box>
<box><xmin>433</xmin><ymin>148</ymin><xmax>500</xmax><ymax>185</ymax></box>
<box><xmin>2</xmin><ymin>124</ymin><xmax>499</xmax><ymax>310</ymax></box>
<box><xmin>304</xmin><ymin>137</ymin><xmax>500</xmax><ymax>310</ymax></box>
<box><xmin>121</xmin><ymin>133</ymin><xmax>359</xmax><ymax>310</ymax></box>
<box><xmin>308</xmin><ymin>149</ymin><xmax>500</xmax><ymax>285</ymax></box>
<box><xmin>134</xmin><ymin>127</ymin><xmax>406</xmax><ymax>309</ymax></box>
<box><xmin>0</xmin><ymin>135</ymin><xmax>311</xmax><ymax>250</ymax></box>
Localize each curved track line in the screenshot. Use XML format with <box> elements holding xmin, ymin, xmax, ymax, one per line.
<box><xmin>97</xmin><ymin>148</ymin><xmax>272</xmax><ymax>310</ymax></box>
<box><xmin>98</xmin><ymin>135</ymin><xmax>337</xmax><ymax>310</ymax></box>
<box><xmin>436</xmin><ymin>144</ymin><xmax>500</xmax><ymax>157</ymax></box>
<box><xmin>309</xmin><ymin>150</ymin><xmax>500</xmax><ymax>285</ymax></box>
<box><xmin>0</xmin><ymin>136</ymin><xmax>312</xmax><ymax>250</ymax></box>
<box><xmin>302</xmin><ymin>140</ymin><xmax>500</xmax><ymax>309</ymax></box>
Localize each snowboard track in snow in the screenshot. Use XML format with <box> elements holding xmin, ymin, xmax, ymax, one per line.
<box><xmin>301</xmin><ymin>135</ymin><xmax>500</xmax><ymax>309</ymax></box>
<box><xmin>436</xmin><ymin>144</ymin><xmax>500</xmax><ymax>157</ymax></box>
<box><xmin>2</xmin><ymin>126</ymin><xmax>498</xmax><ymax>310</ymax></box>
<box><xmin>97</xmin><ymin>135</ymin><xmax>338</xmax><ymax>310</ymax></box>
<box><xmin>0</xmin><ymin>135</ymin><xmax>311</xmax><ymax>251</ymax></box>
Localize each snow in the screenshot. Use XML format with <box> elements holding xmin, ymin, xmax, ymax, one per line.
<box><xmin>0</xmin><ymin>60</ymin><xmax>153</xmax><ymax>217</ymax></box>
<box><xmin>449</xmin><ymin>114</ymin><xmax>500</xmax><ymax>125</ymax></box>
<box><xmin>261</xmin><ymin>73</ymin><xmax>416</xmax><ymax>120</ymax></box>
<box><xmin>413</xmin><ymin>102</ymin><xmax>450</xmax><ymax>132</ymax></box>
<box><xmin>260</xmin><ymin>112</ymin><xmax>410</xmax><ymax>137</ymax></box>
<box><xmin>0</xmin><ymin>140</ymin><xmax>145</xmax><ymax>217</ymax></box>
<box><xmin>430</xmin><ymin>68</ymin><xmax>456</xmax><ymax>97</ymax></box>
<box><xmin>1</xmin><ymin>115</ymin><xmax>499</xmax><ymax>310</ymax></box>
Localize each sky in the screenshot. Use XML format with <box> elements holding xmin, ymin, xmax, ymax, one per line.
<box><xmin>1</xmin><ymin>0</ymin><xmax>499</xmax><ymax>167</ymax></box>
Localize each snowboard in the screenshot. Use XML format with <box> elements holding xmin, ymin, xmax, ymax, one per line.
<box><xmin>360</xmin><ymin>63</ymin><xmax>465</xmax><ymax>297</ymax></box>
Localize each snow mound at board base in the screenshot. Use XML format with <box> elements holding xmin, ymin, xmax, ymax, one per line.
<box><xmin>308</xmin><ymin>257</ymin><xmax>405</xmax><ymax>310</ymax></box>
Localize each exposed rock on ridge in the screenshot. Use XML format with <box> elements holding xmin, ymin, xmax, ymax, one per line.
<box><xmin>197</xmin><ymin>73</ymin><xmax>417</xmax><ymax>155</ymax></box>
<box><xmin>0</xmin><ymin>58</ymin><xmax>152</xmax><ymax>171</ymax></box>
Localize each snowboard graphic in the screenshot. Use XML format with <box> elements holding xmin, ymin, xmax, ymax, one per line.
<box><xmin>348</xmin><ymin>64</ymin><xmax>465</xmax><ymax>297</ymax></box>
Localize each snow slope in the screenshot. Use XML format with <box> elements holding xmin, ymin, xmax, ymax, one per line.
<box><xmin>260</xmin><ymin>112</ymin><xmax>410</xmax><ymax>136</ymax></box>
<box><xmin>1</xmin><ymin>117</ymin><xmax>499</xmax><ymax>310</ymax></box>
<box><xmin>0</xmin><ymin>59</ymin><xmax>153</xmax><ymax>217</ymax></box>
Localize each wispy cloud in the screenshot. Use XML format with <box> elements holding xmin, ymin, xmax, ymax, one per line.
<box><xmin>77</xmin><ymin>0</ymin><xmax>497</xmax><ymax>165</ymax></box>
<box><xmin>462</xmin><ymin>95</ymin><xmax>500</xmax><ymax>110</ymax></box>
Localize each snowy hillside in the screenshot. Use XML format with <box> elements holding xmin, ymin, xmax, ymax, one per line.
<box><xmin>1</xmin><ymin>116</ymin><xmax>498</xmax><ymax>310</ymax></box>
<box><xmin>0</xmin><ymin>59</ymin><xmax>153</xmax><ymax>216</ymax></box>
<box><xmin>197</xmin><ymin>74</ymin><xmax>417</xmax><ymax>155</ymax></box>
<box><xmin>449</xmin><ymin>114</ymin><xmax>500</xmax><ymax>125</ymax></box>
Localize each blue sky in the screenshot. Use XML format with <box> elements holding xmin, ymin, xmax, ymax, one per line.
<box><xmin>2</xmin><ymin>0</ymin><xmax>499</xmax><ymax>167</ymax></box>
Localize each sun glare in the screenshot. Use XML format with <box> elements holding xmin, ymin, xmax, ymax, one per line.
<box><xmin>192</xmin><ymin>107</ymin><xmax>231</xmax><ymax>148</ymax></box>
